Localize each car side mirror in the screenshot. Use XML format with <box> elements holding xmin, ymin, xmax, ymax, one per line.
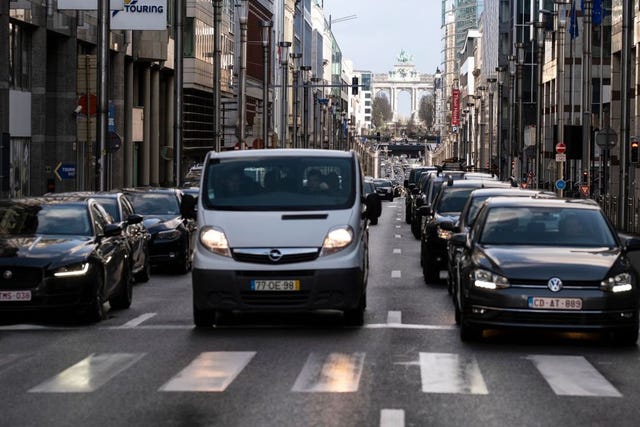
<box><xmin>450</xmin><ymin>232</ymin><xmax>469</xmax><ymax>248</ymax></box>
<box><xmin>624</xmin><ymin>237</ymin><xmax>640</xmax><ymax>252</ymax></box>
<box><xmin>103</xmin><ymin>223</ymin><xmax>123</xmax><ymax>238</ymax></box>
<box><xmin>180</xmin><ymin>194</ymin><xmax>197</xmax><ymax>220</ymax></box>
<box><xmin>127</xmin><ymin>213</ymin><xmax>143</xmax><ymax>225</ymax></box>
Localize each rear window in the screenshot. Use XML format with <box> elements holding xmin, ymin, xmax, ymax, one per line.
<box><xmin>203</xmin><ymin>156</ymin><xmax>355</xmax><ymax>211</ymax></box>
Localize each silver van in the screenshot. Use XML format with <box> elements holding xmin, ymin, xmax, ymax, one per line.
<box><xmin>190</xmin><ymin>149</ymin><xmax>381</xmax><ymax>327</ymax></box>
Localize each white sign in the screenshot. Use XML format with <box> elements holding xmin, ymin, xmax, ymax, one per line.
<box><xmin>555</xmin><ymin>153</ymin><xmax>566</xmax><ymax>162</ymax></box>
<box><xmin>111</xmin><ymin>0</ymin><xmax>167</xmax><ymax>30</ymax></box>
<box><xmin>57</xmin><ymin>0</ymin><xmax>123</xmax><ymax>10</ymax></box>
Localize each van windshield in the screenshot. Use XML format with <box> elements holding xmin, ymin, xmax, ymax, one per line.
<box><xmin>202</xmin><ymin>156</ymin><xmax>356</xmax><ymax>211</ymax></box>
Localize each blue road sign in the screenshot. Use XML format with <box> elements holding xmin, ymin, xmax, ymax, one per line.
<box><xmin>54</xmin><ymin>162</ymin><xmax>76</xmax><ymax>181</ymax></box>
<box><xmin>555</xmin><ymin>179</ymin><xmax>566</xmax><ymax>190</ymax></box>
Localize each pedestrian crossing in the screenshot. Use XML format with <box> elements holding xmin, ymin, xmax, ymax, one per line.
<box><xmin>0</xmin><ymin>351</ymin><xmax>628</xmax><ymax>397</ymax></box>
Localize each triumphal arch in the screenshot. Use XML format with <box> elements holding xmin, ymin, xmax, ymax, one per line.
<box><xmin>372</xmin><ymin>51</ymin><xmax>434</xmax><ymax>122</ymax></box>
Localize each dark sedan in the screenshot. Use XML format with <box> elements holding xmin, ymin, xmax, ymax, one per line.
<box><xmin>121</xmin><ymin>187</ymin><xmax>196</xmax><ymax>273</ymax></box>
<box><xmin>0</xmin><ymin>197</ymin><xmax>133</xmax><ymax>322</ymax></box>
<box><xmin>373</xmin><ymin>179</ymin><xmax>395</xmax><ymax>201</ymax></box>
<box><xmin>452</xmin><ymin>197</ymin><xmax>640</xmax><ymax>344</ymax></box>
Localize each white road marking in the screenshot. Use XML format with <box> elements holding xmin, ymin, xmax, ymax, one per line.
<box><xmin>419</xmin><ymin>352</ymin><xmax>488</xmax><ymax>394</ymax></box>
<box><xmin>396</xmin><ymin>225</ymin><xmax>401</xmax><ymax>228</ymax></box>
<box><xmin>160</xmin><ymin>352</ymin><xmax>255</xmax><ymax>392</ymax></box>
<box><xmin>388</xmin><ymin>205</ymin><xmax>397</xmax><ymax>208</ymax></box>
<box><xmin>393</xmin><ymin>248</ymin><xmax>402</xmax><ymax>254</ymax></box>
<box><xmin>292</xmin><ymin>352</ymin><xmax>365</xmax><ymax>392</ymax></box>
<box><xmin>117</xmin><ymin>313</ymin><xmax>157</xmax><ymax>328</ymax></box>
<box><xmin>387</xmin><ymin>311</ymin><xmax>402</xmax><ymax>325</ymax></box>
<box><xmin>380</xmin><ymin>409</ymin><xmax>405</xmax><ymax>427</ymax></box>
<box><xmin>391</xmin><ymin>270</ymin><xmax>401</xmax><ymax>278</ymax></box>
<box><xmin>29</xmin><ymin>353</ymin><xmax>145</xmax><ymax>393</ymax></box>
<box><xmin>365</xmin><ymin>324</ymin><xmax>455</xmax><ymax>330</ymax></box>
<box><xmin>527</xmin><ymin>355</ymin><xmax>622</xmax><ymax>397</ymax></box>
<box><xmin>395</xmin><ymin>234</ymin><xmax>401</xmax><ymax>239</ymax></box>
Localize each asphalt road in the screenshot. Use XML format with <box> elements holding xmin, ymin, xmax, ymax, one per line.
<box><xmin>1</xmin><ymin>197</ymin><xmax>639</xmax><ymax>427</ymax></box>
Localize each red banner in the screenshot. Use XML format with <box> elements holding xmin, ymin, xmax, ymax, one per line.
<box><xmin>451</xmin><ymin>89</ymin><xmax>460</xmax><ymax>126</ymax></box>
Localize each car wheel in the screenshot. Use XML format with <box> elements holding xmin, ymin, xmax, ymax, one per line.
<box><xmin>134</xmin><ymin>254</ymin><xmax>151</xmax><ymax>283</ymax></box>
<box><xmin>454</xmin><ymin>294</ymin><xmax>462</xmax><ymax>325</ymax></box>
<box><xmin>82</xmin><ymin>273</ymin><xmax>105</xmax><ymax>323</ymax></box>
<box><xmin>422</xmin><ymin>254</ymin><xmax>439</xmax><ymax>284</ymax></box>
<box><xmin>344</xmin><ymin>292</ymin><xmax>366</xmax><ymax>326</ymax></box>
<box><xmin>610</xmin><ymin>322</ymin><xmax>639</xmax><ymax>346</ymax></box>
<box><xmin>411</xmin><ymin>220</ymin><xmax>421</xmax><ymax>239</ymax></box>
<box><xmin>175</xmin><ymin>248</ymin><xmax>192</xmax><ymax>274</ymax></box>
<box><xmin>460</xmin><ymin>311</ymin><xmax>483</xmax><ymax>342</ymax></box>
<box><xmin>194</xmin><ymin>304</ymin><xmax>216</xmax><ymax>328</ymax></box>
<box><xmin>405</xmin><ymin>205</ymin><xmax>412</xmax><ymax>224</ymax></box>
<box><xmin>110</xmin><ymin>264</ymin><xmax>133</xmax><ymax>310</ymax></box>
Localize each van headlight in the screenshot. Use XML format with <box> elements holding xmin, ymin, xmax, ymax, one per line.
<box><xmin>320</xmin><ymin>226</ymin><xmax>354</xmax><ymax>256</ymax></box>
<box><xmin>199</xmin><ymin>226</ymin><xmax>231</xmax><ymax>257</ymax></box>
<box><xmin>472</xmin><ymin>269</ymin><xmax>510</xmax><ymax>290</ymax></box>
<box><xmin>601</xmin><ymin>272</ymin><xmax>633</xmax><ymax>293</ymax></box>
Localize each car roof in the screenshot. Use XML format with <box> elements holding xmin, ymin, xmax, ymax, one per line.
<box><xmin>467</xmin><ymin>188</ymin><xmax>551</xmax><ymax>198</ymax></box>
<box><xmin>46</xmin><ymin>191</ymin><xmax>123</xmax><ymax>199</ymax></box>
<box><xmin>444</xmin><ymin>179</ymin><xmax>515</xmax><ymax>189</ymax></box>
<box><xmin>1</xmin><ymin>196</ymin><xmax>91</xmax><ymax>207</ymax></box>
<box><xmin>120</xmin><ymin>187</ymin><xmax>181</xmax><ymax>194</ymax></box>
<box><xmin>205</xmin><ymin>148</ymin><xmax>354</xmax><ymax>160</ymax></box>
<box><xmin>483</xmin><ymin>196</ymin><xmax>601</xmax><ymax>210</ymax></box>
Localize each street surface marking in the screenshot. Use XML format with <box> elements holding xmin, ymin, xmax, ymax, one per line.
<box><xmin>365</xmin><ymin>324</ymin><xmax>455</xmax><ymax>330</ymax></box>
<box><xmin>396</xmin><ymin>225</ymin><xmax>401</xmax><ymax>228</ymax></box>
<box><xmin>380</xmin><ymin>409</ymin><xmax>405</xmax><ymax>427</ymax></box>
<box><xmin>160</xmin><ymin>352</ymin><xmax>255</xmax><ymax>392</ymax></box>
<box><xmin>292</xmin><ymin>352</ymin><xmax>365</xmax><ymax>392</ymax></box>
<box><xmin>527</xmin><ymin>355</ymin><xmax>622</xmax><ymax>397</ymax></box>
<box><xmin>388</xmin><ymin>205</ymin><xmax>397</xmax><ymax>208</ymax></box>
<box><xmin>393</xmin><ymin>248</ymin><xmax>402</xmax><ymax>254</ymax></box>
<box><xmin>396</xmin><ymin>218</ymin><xmax>402</xmax><ymax>221</ymax></box>
<box><xmin>391</xmin><ymin>270</ymin><xmax>401</xmax><ymax>278</ymax></box>
<box><xmin>419</xmin><ymin>352</ymin><xmax>488</xmax><ymax>394</ymax></box>
<box><xmin>117</xmin><ymin>313</ymin><xmax>157</xmax><ymax>328</ymax></box>
<box><xmin>395</xmin><ymin>234</ymin><xmax>401</xmax><ymax>239</ymax></box>
<box><xmin>29</xmin><ymin>353</ymin><xmax>145</xmax><ymax>393</ymax></box>
<box><xmin>387</xmin><ymin>311</ymin><xmax>402</xmax><ymax>325</ymax></box>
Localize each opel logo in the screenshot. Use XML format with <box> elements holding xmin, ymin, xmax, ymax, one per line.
<box><xmin>2</xmin><ymin>270</ymin><xmax>12</xmax><ymax>280</ymax></box>
<box><xmin>268</xmin><ymin>249</ymin><xmax>283</xmax><ymax>262</ymax></box>
<box><xmin>548</xmin><ymin>277</ymin><xmax>563</xmax><ymax>292</ymax></box>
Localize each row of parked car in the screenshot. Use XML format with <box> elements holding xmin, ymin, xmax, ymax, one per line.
<box><xmin>404</xmin><ymin>166</ymin><xmax>640</xmax><ymax>345</ymax></box>
<box><xmin>0</xmin><ymin>187</ymin><xmax>197</xmax><ymax>323</ymax></box>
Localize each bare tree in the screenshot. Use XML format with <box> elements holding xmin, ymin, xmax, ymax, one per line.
<box><xmin>372</xmin><ymin>94</ymin><xmax>392</xmax><ymax>128</ymax></box>
<box><xmin>418</xmin><ymin>94</ymin><xmax>434</xmax><ymax>127</ymax></box>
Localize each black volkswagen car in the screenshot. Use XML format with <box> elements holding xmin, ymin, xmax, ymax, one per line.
<box><xmin>0</xmin><ymin>197</ymin><xmax>133</xmax><ymax>322</ymax></box>
<box><xmin>451</xmin><ymin>197</ymin><xmax>640</xmax><ymax>344</ymax></box>
<box><xmin>121</xmin><ymin>187</ymin><xmax>196</xmax><ymax>273</ymax></box>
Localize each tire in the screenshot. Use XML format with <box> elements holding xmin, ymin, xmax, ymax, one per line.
<box><xmin>460</xmin><ymin>310</ymin><xmax>483</xmax><ymax>342</ymax></box>
<box><xmin>194</xmin><ymin>304</ymin><xmax>216</xmax><ymax>328</ymax></box>
<box><xmin>175</xmin><ymin>247</ymin><xmax>192</xmax><ymax>274</ymax></box>
<box><xmin>82</xmin><ymin>273</ymin><xmax>105</xmax><ymax>323</ymax></box>
<box><xmin>411</xmin><ymin>219</ymin><xmax>421</xmax><ymax>239</ymax></box>
<box><xmin>344</xmin><ymin>293</ymin><xmax>366</xmax><ymax>326</ymax></box>
<box><xmin>110</xmin><ymin>264</ymin><xmax>133</xmax><ymax>310</ymax></box>
<box><xmin>405</xmin><ymin>205</ymin><xmax>412</xmax><ymax>224</ymax></box>
<box><xmin>610</xmin><ymin>322</ymin><xmax>639</xmax><ymax>346</ymax></box>
<box><xmin>134</xmin><ymin>253</ymin><xmax>151</xmax><ymax>283</ymax></box>
<box><xmin>422</xmin><ymin>254</ymin><xmax>439</xmax><ymax>284</ymax></box>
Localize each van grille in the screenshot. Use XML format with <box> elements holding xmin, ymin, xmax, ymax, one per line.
<box><xmin>240</xmin><ymin>291</ymin><xmax>311</xmax><ymax>306</ymax></box>
<box><xmin>232</xmin><ymin>248</ymin><xmax>319</xmax><ymax>264</ymax></box>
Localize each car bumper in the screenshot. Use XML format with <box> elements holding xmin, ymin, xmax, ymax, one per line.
<box><xmin>192</xmin><ymin>267</ymin><xmax>365</xmax><ymax>312</ymax></box>
<box><xmin>149</xmin><ymin>237</ymin><xmax>188</xmax><ymax>265</ymax></box>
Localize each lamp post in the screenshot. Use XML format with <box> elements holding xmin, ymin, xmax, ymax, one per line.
<box><xmin>473</xmin><ymin>93</ymin><xmax>482</xmax><ymax>168</ymax></box>
<box><xmin>516</xmin><ymin>43</ymin><xmax>525</xmax><ymax>179</ymax></box>
<box><xmin>508</xmin><ymin>55</ymin><xmax>516</xmax><ymax>177</ymax></box>
<box><xmin>466</xmin><ymin>102</ymin><xmax>474</xmax><ymax>166</ymax></box>
<box><xmin>237</xmin><ymin>0</ymin><xmax>248</xmax><ymax>150</ymax></box>
<box><xmin>311</xmin><ymin>76</ymin><xmax>322</xmax><ymax>148</ymax></box>
<box><xmin>340</xmin><ymin>111</ymin><xmax>346</xmax><ymax>150</ymax></box>
<box><xmin>278</xmin><ymin>41</ymin><xmax>291</xmax><ymax>148</ymax></box>
<box><xmin>434</xmin><ymin>67</ymin><xmax>442</xmax><ymax>143</ymax></box>
<box><xmin>487</xmin><ymin>77</ymin><xmax>497</xmax><ymax>173</ymax></box>
<box><xmin>212</xmin><ymin>0</ymin><xmax>223</xmax><ymax>151</ymax></box>
<box><xmin>300</xmin><ymin>65</ymin><xmax>312</xmax><ymax>148</ymax></box>
<box><xmin>582</xmin><ymin>0</ymin><xmax>593</xmax><ymax>197</ymax></box>
<box><xmin>496</xmin><ymin>67</ymin><xmax>504</xmax><ymax>178</ymax></box>
<box><xmin>476</xmin><ymin>86</ymin><xmax>487</xmax><ymax>170</ymax></box>
<box><xmin>556</xmin><ymin>1</ymin><xmax>568</xmax><ymax>197</ymax></box>
<box><xmin>535</xmin><ymin>17</ymin><xmax>545</xmax><ymax>188</ymax></box>
<box><xmin>290</xmin><ymin>52</ymin><xmax>302</xmax><ymax>148</ymax></box>
<box><xmin>259</xmin><ymin>20</ymin><xmax>272</xmax><ymax>149</ymax></box>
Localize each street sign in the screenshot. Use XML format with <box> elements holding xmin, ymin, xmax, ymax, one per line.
<box><xmin>555</xmin><ymin>153</ymin><xmax>566</xmax><ymax>162</ymax></box>
<box><xmin>54</xmin><ymin>162</ymin><xmax>76</xmax><ymax>181</ymax></box>
<box><xmin>580</xmin><ymin>185</ymin><xmax>590</xmax><ymax>197</ymax></box>
<box><xmin>555</xmin><ymin>142</ymin><xmax>566</xmax><ymax>154</ymax></box>
<box><xmin>555</xmin><ymin>179</ymin><xmax>566</xmax><ymax>190</ymax></box>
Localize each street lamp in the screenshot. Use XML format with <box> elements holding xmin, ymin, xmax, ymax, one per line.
<box><xmin>495</xmin><ymin>67</ymin><xmax>505</xmax><ymax>178</ymax></box>
<box><xmin>278</xmin><ymin>41</ymin><xmax>291</xmax><ymax>148</ymax></box>
<box><xmin>535</xmin><ymin>15</ymin><xmax>546</xmax><ymax>188</ymax></box>
<box><xmin>556</xmin><ymin>0</ymin><xmax>569</xmax><ymax>196</ymax></box>
<box><xmin>311</xmin><ymin>76</ymin><xmax>322</xmax><ymax>148</ymax></box>
<box><xmin>475</xmin><ymin>86</ymin><xmax>487</xmax><ymax>170</ymax></box>
<box><xmin>290</xmin><ymin>52</ymin><xmax>302</xmax><ymax>148</ymax></box>
<box><xmin>259</xmin><ymin>20</ymin><xmax>272</xmax><ymax>148</ymax></box>
<box><xmin>300</xmin><ymin>65</ymin><xmax>312</xmax><ymax>148</ymax></box>
<box><xmin>212</xmin><ymin>0</ymin><xmax>223</xmax><ymax>151</ymax></box>
<box><xmin>516</xmin><ymin>42</ymin><xmax>525</xmax><ymax>180</ymax></box>
<box><xmin>487</xmin><ymin>76</ymin><xmax>497</xmax><ymax>173</ymax></box>
<box><xmin>508</xmin><ymin>55</ymin><xmax>516</xmax><ymax>177</ymax></box>
<box><xmin>237</xmin><ymin>0</ymin><xmax>248</xmax><ymax>150</ymax></box>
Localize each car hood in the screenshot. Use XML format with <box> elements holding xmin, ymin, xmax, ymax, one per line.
<box><xmin>201</xmin><ymin>209</ymin><xmax>356</xmax><ymax>248</ymax></box>
<box><xmin>0</xmin><ymin>236</ymin><xmax>94</xmax><ymax>268</ymax></box>
<box><xmin>143</xmin><ymin>216</ymin><xmax>182</xmax><ymax>232</ymax></box>
<box><xmin>476</xmin><ymin>245</ymin><xmax>621</xmax><ymax>281</ymax></box>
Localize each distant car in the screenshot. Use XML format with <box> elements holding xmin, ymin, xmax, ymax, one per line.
<box><xmin>0</xmin><ymin>197</ymin><xmax>133</xmax><ymax>322</ymax></box>
<box><xmin>451</xmin><ymin>197</ymin><xmax>640</xmax><ymax>344</ymax></box>
<box><xmin>364</xmin><ymin>180</ymin><xmax>382</xmax><ymax>225</ymax></box>
<box><xmin>373</xmin><ymin>179</ymin><xmax>395</xmax><ymax>201</ymax></box>
<box><xmin>121</xmin><ymin>187</ymin><xmax>196</xmax><ymax>273</ymax></box>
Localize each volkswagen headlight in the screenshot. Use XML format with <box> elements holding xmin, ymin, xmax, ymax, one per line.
<box><xmin>600</xmin><ymin>273</ymin><xmax>633</xmax><ymax>293</ymax></box>
<box><xmin>199</xmin><ymin>226</ymin><xmax>231</xmax><ymax>257</ymax></box>
<box><xmin>437</xmin><ymin>227</ymin><xmax>453</xmax><ymax>240</ymax></box>
<box><xmin>156</xmin><ymin>229</ymin><xmax>181</xmax><ymax>241</ymax></box>
<box><xmin>473</xmin><ymin>269</ymin><xmax>510</xmax><ymax>290</ymax></box>
<box><xmin>54</xmin><ymin>262</ymin><xmax>90</xmax><ymax>277</ymax></box>
<box><xmin>320</xmin><ymin>226</ymin><xmax>354</xmax><ymax>256</ymax></box>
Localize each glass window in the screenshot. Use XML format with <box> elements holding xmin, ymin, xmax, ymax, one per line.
<box><xmin>94</xmin><ymin>198</ymin><xmax>120</xmax><ymax>221</ymax></box>
<box><xmin>0</xmin><ymin>204</ymin><xmax>92</xmax><ymax>236</ymax></box>
<box><xmin>436</xmin><ymin>188</ymin><xmax>475</xmax><ymax>214</ymax></box>
<box><xmin>128</xmin><ymin>193</ymin><xmax>180</xmax><ymax>216</ymax></box>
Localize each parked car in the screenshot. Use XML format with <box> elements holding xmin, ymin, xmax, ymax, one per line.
<box><xmin>121</xmin><ymin>187</ymin><xmax>197</xmax><ymax>273</ymax></box>
<box><xmin>46</xmin><ymin>191</ymin><xmax>152</xmax><ymax>283</ymax></box>
<box><xmin>0</xmin><ymin>197</ymin><xmax>133</xmax><ymax>322</ymax></box>
<box><xmin>451</xmin><ymin>197</ymin><xmax>640</xmax><ymax>344</ymax></box>
<box><xmin>373</xmin><ymin>179</ymin><xmax>395</xmax><ymax>201</ymax></box>
<box><xmin>404</xmin><ymin>166</ymin><xmax>438</xmax><ymax>224</ymax></box>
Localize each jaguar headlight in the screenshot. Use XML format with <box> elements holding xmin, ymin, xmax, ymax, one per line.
<box><xmin>473</xmin><ymin>269</ymin><xmax>510</xmax><ymax>290</ymax></box>
<box><xmin>156</xmin><ymin>229</ymin><xmax>181</xmax><ymax>241</ymax></box>
<box><xmin>600</xmin><ymin>273</ymin><xmax>633</xmax><ymax>293</ymax></box>
<box><xmin>199</xmin><ymin>226</ymin><xmax>231</xmax><ymax>257</ymax></box>
<box><xmin>320</xmin><ymin>226</ymin><xmax>354</xmax><ymax>256</ymax></box>
<box><xmin>437</xmin><ymin>227</ymin><xmax>453</xmax><ymax>240</ymax></box>
<box><xmin>54</xmin><ymin>262</ymin><xmax>90</xmax><ymax>277</ymax></box>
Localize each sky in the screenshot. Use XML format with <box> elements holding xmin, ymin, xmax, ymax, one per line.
<box><xmin>321</xmin><ymin>0</ymin><xmax>443</xmax><ymax>75</ymax></box>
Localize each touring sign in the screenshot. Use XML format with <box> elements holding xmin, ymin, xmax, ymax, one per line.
<box><xmin>57</xmin><ymin>0</ymin><xmax>123</xmax><ymax>10</ymax></box>
<box><xmin>111</xmin><ymin>0</ymin><xmax>167</xmax><ymax>30</ymax></box>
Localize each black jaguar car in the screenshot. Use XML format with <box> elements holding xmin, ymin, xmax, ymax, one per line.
<box><xmin>0</xmin><ymin>197</ymin><xmax>133</xmax><ymax>322</ymax></box>
<box><xmin>121</xmin><ymin>187</ymin><xmax>196</xmax><ymax>273</ymax></box>
<box><xmin>451</xmin><ymin>197</ymin><xmax>640</xmax><ymax>344</ymax></box>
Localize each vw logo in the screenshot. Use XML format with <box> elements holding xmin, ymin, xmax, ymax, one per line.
<box><xmin>547</xmin><ymin>277</ymin><xmax>563</xmax><ymax>292</ymax></box>
<box><xmin>268</xmin><ymin>249</ymin><xmax>283</xmax><ymax>262</ymax></box>
<box><xmin>2</xmin><ymin>270</ymin><xmax>12</xmax><ymax>280</ymax></box>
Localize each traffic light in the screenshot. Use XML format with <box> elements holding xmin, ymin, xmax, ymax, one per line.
<box><xmin>631</xmin><ymin>139</ymin><xmax>639</xmax><ymax>163</ymax></box>
<box><xmin>351</xmin><ymin>76</ymin><xmax>359</xmax><ymax>95</ymax></box>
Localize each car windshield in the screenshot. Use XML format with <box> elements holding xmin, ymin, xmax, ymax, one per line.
<box><xmin>436</xmin><ymin>188</ymin><xmax>475</xmax><ymax>214</ymax></box>
<box><xmin>128</xmin><ymin>193</ymin><xmax>180</xmax><ymax>216</ymax></box>
<box><xmin>0</xmin><ymin>203</ymin><xmax>92</xmax><ymax>236</ymax></box>
<box><xmin>93</xmin><ymin>198</ymin><xmax>120</xmax><ymax>221</ymax></box>
<box><xmin>203</xmin><ymin>156</ymin><xmax>355</xmax><ymax>211</ymax></box>
<box><xmin>479</xmin><ymin>206</ymin><xmax>617</xmax><ymax>246</ymax></box>
<box><xmin>375</xmin><ymin>180</ymin><xmax>393</xmax><ymax>187</ymax></box>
